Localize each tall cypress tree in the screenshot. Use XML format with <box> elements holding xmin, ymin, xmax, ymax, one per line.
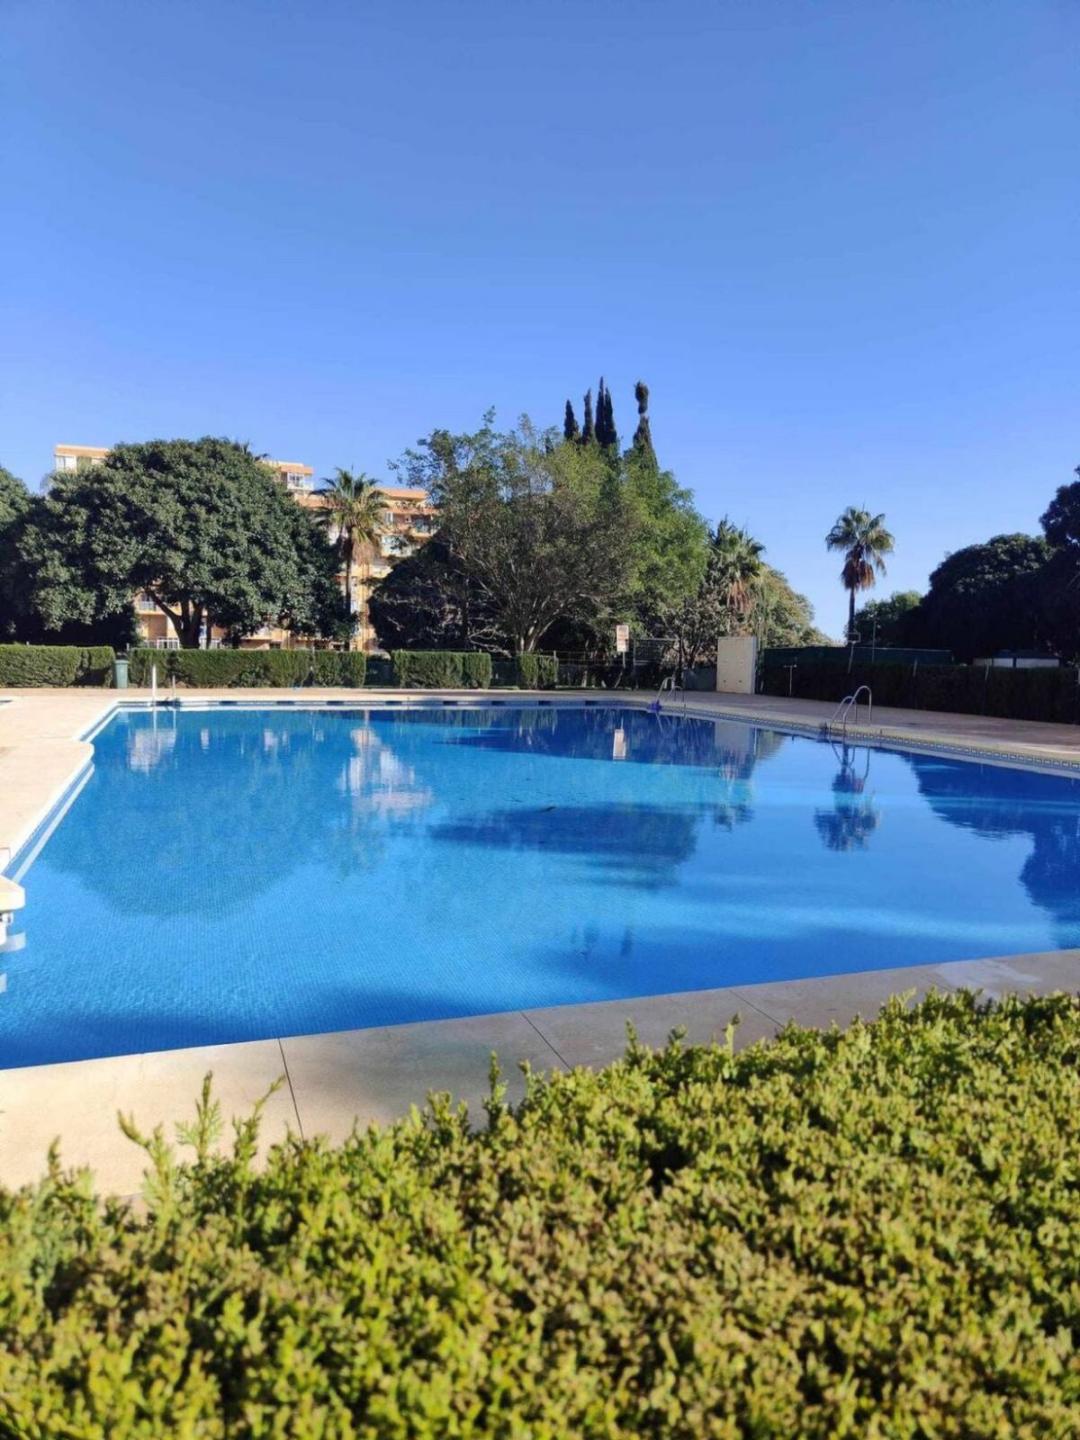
<box><xmin>596</xmin><ymin>378</ymin><xmax>607</xmax><ymax>447</ymax></box>
<box><xmin>563</xmin><ymin>399</ymin><xmax>580</xmax><ymax>442</ymax></box>
<box><xmin>603</xmin><ymin>382</ymin><xmax>617</xmax><ymax>451</ymax></box>
<box><xmin>631</xmin><ymin>379</ymin><xmax>655</xmax><ymax>463</ymax></box>
<box><xmin>581</xmin><ymin>389</ymin><xmax>595</xmax><ymax>445</ymax></box>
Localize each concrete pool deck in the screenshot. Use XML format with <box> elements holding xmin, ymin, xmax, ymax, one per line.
<box><xmin>1</xmin><ymin>684</ymin><xmax>1079</xmax><ymax>1193</ymax></box>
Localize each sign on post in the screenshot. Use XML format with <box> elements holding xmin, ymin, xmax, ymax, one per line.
<box><xmin>615</xmin><ymin>624</ymin><xmax>630</xmax><ymax>654</ymax></box>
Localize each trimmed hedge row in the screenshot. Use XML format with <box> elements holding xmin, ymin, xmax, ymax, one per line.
<box><xmin>392</xmin><ymin>650</ymin><xmax>493</xmax><ymax>687</ymax></box>
<box><xmin>128</xmin><ymin>648</ymin><xmax>366</xmax><ymax>688</ymax></box>
<box><xmin>761</xmin><ymin>658</ymin><xmax>1080</xmax><ymax>724</ymax></box>
<box><xmin>516</xmin><ymin>652</ymin><xmax>558</xmax><ymax>688</ymax></box>
<box><xmin>2</xmin><ymin>991</ymin><xmax>1078</xmax><ymax>1436</ymax></box>
<box><xmin>0</xmin><ymin>644</ymin><xmax>115</xmax><ymax>687</ymax></box>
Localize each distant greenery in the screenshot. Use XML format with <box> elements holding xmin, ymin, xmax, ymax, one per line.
<box><xmin>852</xmin><ymin>589</ymin><xmax>922</xmax><ymax>647</ymax></box>
<box><xmin>316</xmin><ymin>468</ymin><xmax>393</xmax><ymax>643</ymax></box>
<box><xmin>2</xmin><ymin>992</ymin><xmax>1078</xmax><ymax>1436</ymax></box>
<box><xmin>915</xmin><ymin>535</ymin><xmax>1051</xmax><ymax>661</ymax></box>
<box><xmin>391</xmin><ymin>650</ymin><xmax>491</xmax><ymax>688</ymax></box>
<box><xmin>515</xmin><ymin>651</ymin><xmax>558</xmax><ymax>688</ymax></box>
<box><xmin>661</xmin><ymin>521</ymin><xmax>824</xmax><ymax>671</ymax></box>
<box><xmin>825</xmin><ymin>506</ymin><xmax>895</xmax><ymax>642</ymax></box>
<box><xmin>0</xmin><ymin>466</ymin><xmax>30</xmax><ymax>640</ymax></box>
<box><xmin>388</xmin><ymin>413</ymin><xmax>639</xmax><ymax>655</ymax></box>
<box><xmin>128</xmin><ymin>648</ymin><xmax>366</xmax><ymax>688</ymax></box>
<box><xmin>0</xmin><ymin>643</ymin><xmax>115</xmax><ymax>687</ymax></box>
<box><xmin>8</xmin><ymin>439</ymin><xmax>348</xmax><ymax>649</ymax></box>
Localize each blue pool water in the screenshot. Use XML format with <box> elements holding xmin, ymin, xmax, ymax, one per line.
<box><xmin>3</xmin><ymin>704</ymin><xmax>1080</xmax><ymax>1068</ymax></box>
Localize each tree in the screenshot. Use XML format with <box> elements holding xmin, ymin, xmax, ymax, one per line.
<box><xmin>563</xmin><ymin>400</ymin><xmax>580</xmax><ymax>443</ymax></box>
<box><xmin>825</xmin><ymin>507</ymin><xmax>895</xmax><ymax>642</ymax></box>
<box><xmin>915</xmin><ymin>535</ymin><xmax>1049</xmax><ymax>661</ymax></box>
<box><xmin>623</xmin><ymin>450</ymin><xmax>711</xmax><ymax>624</ymax></box>
<box><xmin>393</xmin><ymin>417</ymin><xmax>633</xmax><ymax>654</ymax></box>
<box><xmin>710</xmin><ymin>519</ymin><xmax>765</xmax><ymax>621</ymax></box>
<box><xmin>1039</xmin><ymin>465</ymin><xmax>1080</xmax><ymax>548</ymax></box>
<box><xmin>368</xmin><ymin>533</ymin><xmax>490</xmax><ymax>652</ymax></box>
<box><xmin>631</xmin><ymin>380</ymin><xmax>655</xmax><ymax>464</ymax></box>
<box><xmin>581</xmin><ymin>389</ymin><xmax>595</xmax><ymax>445</ymax></box>
<box><xmin>852</xmin><ymin>590</ymin><xmax>922</xmax><ymax>647</ymax></box>
<box><xmin>1037</xmin><ymin>470</ymin><xmax>1080</xmax><ymax>661</ymax></box>
<box><xmin>16</xmin><ymin>438</ymin><xmax>348</xmax><ymax>648</ymax></box>
<box><xmin>0</xmin><ymin>465</ymin><xmax>28</xmax><ymax>529</ymax></box>
<box><xmin>754</xmin><ymin>567</ymin><xmax>827</xmax><ymax>647</ymax></box>
<box><xmin>0</xmin><ymin>466</ymin><xmax>31</xmax><ymax>639</ymax></box>
<box><xmin>315</xmin><ymin>468</ymin><xmax>391</xmax><ymax>644</ymax></box>
<box><xmin>595</xmin><ymin>377</ymin><xmax>617</xmax><ymax>450</ymax></box>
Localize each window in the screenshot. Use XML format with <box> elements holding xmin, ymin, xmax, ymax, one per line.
<box><xmin>54</xmin><ymin>454</ymin><xmax>77</xmax><ymax>472</ymax></box>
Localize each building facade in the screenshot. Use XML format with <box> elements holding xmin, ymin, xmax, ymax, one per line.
<box><xmin>52</xmin><ymin>445</ymin><xmax>433</xmax><ymax>652</ymax></box>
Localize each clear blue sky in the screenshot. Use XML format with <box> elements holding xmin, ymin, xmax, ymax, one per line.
<box><xmin>3</xmin><ymin>1</ymin><xmax>1076</xmax><ymax>635</ymax></box>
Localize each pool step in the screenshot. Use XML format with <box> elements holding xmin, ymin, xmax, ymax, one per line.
<box><xmin>0</xmin><ymin>875</ymin><xmax>24</xmax><ymax>949</ymax></box>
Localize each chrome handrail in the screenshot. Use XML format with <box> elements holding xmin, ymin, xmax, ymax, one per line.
<box><xmin>824</xmin><ymin>685</ymin><xmax>873</xmax><ymax>739</ymax></box>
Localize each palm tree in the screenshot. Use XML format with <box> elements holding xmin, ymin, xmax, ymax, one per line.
<box><xmin>825</xmin><ymin>507</ymin><xmax>895</xmax><ymax>642</ymax></box>
<box><xmin>316</xmin><ymin>469</ymin><xmax>388</xmax><ymax>645</ymax></box>
<box><xmin>709</xmin><ymin>519</ymin><xmax>765</xmax><ymax>622</ymax></box>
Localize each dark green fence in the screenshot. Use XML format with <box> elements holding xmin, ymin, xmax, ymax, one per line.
<box><xmin>760</xmin><ymin>658</ymin><xmax>1080</xmax><ymax>724</ymax></box>
<box><xmin>763</xmin><ymin>645</ymin><xmax>953</xmax><ymax>670</ymax></box>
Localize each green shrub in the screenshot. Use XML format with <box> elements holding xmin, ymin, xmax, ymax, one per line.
<box><xmin>77</xmin><ymin>645</ymin><xmax>117</xmax><ymax>686</ymax></box>
<box><xmin>308</xmin><ymin>651</ymin><xmax>367</xmax><ymax>687</ymax></box>
<box><xmin>392</xmin><ymin>650</ymin><xmax>464</xmax><ymax>687</ymax></box>
<box><xmin>460</xmin><ymin>651</ymin><xmax>493</xmax><ymax>688</ymax></box>
<box><xmin>128</xmin><ymin>648</ymin><xmax>365</xmax><ymax>688</ymax></box>
<box><xmin>0</xmin><ymin>644</ymin><xmax>116</xmax><ymax>687</ymax></box>
<box><xmin>2</xmin><ymin>992</ymin><xmax>1079</xmax><ymax>1436</ymax></box>
<box><xmin>516</xmin><ymin>652</ymin><xmax>558</xmax><ymax>688</ymax></box>
<box><xmin>364</xmin><ymin>655</ymin><xmax>394</xmax><ymax>687</ymax></box>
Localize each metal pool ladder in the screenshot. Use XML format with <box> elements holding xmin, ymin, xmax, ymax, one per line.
<box><xmin>649</xmin><ymin>672</ymin><xmax>685</xmax><ymax>714</ymax></box>
<box><xmin>824</xmin><ymin>684</ymin><xmax>872</xmax><ymax>740</ymax></box>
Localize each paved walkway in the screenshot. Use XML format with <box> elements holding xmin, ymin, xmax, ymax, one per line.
<box><xmin>2</xmin><ymin>684</ymin><xmax>1079</xmax><ymax>1194</ymax></box>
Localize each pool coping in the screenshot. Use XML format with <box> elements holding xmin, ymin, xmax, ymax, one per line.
<box><xmin>0</xmin><ymin>947</ymin><xmax>1076</xmax><ymax>1194</ymax></box>
<box><xmin>2</xmin><ymin>686</ymin><xmax>1080</xmax><ymax>1192</ymax></box>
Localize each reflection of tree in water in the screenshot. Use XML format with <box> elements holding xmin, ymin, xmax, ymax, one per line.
<box><xmin>430</xmin><ymin>802</ymin><xmax>703</xmax><ymax>889</ymax></box>
<box><xmin>904</xmin><ymin>753</ymin><xmax>1080</xmax><ymax>930</ymax></box>
<box><xmin>446</xmin><ymin>705</ymin><xmax>788</xmax><ymax>776</ymax></box>
<box><xmin>430</xmin><ymin>710</ymin><xmax>789</xmax><ymax>878</ymax></box>
<box><xmin>45</xmin><ymin>714</ymin><xmax>428</xmax><ymax>917</ymax></box>
<box><xmin>814</xmin><ymin>743</ymin><xmax>881</xmax><ymax>852</ymax></box>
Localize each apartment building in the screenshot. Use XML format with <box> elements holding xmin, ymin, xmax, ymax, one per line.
<box><xmin>52</xmin><ymin>445</ymin><xmax>434</xmax><ymax>652</ymax></box>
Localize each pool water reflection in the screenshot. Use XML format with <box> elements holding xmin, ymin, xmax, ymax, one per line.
<box><xmin>2</xmin><ymin>705</ymin><xmax>1079</xmax><ymax>1067</ymax></box>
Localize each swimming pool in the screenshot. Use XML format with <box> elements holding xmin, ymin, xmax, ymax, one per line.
<box><xmin>2</xmin><ymin>703</ymin><xmax>1079</xmax><ymax>1068</ymax></box>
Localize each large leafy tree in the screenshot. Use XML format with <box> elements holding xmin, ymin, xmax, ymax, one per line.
<box><xmin>0</xmin><ymin>466</ymin><xmax>31</xmax><ymax>639</ymax></box>
<box><xmin>1038</xmin><ymin>469</ymin><xmax>1080</xmax><ymax>661</ymax></box>
<box><xmin>368</xmin><ymin>534</ymin><xmax>488</xmax><ymax>652</ymax></box>
<box><xmin>623</xmin><ymin>450</ymin><xmax>710</xmax><ymax>623</ymax></box>
<box><xmin>754</xmin><ymin>567</ymin><xmax>827</xmax><ymax>647</ymax></box>
<box><xmin>315</xmin><ymin>469</ymin><xmax>391</xmax><ymax>642</ymax></box>
<box><xmin>915</xmin><ymin>534</ymin><xmax>1050</xmax><ymax>661</ymax></box>
<box><xmin>392</xmin><ymin>417</ymin><xmax>632</xmax><ymax>654</ymax></box>
<box><xmin>16</xmin><ymin>438</ymin><xmax>348</xmax><ymax>648</ymax></box>
<box><xmin>852</xmin><ymin>590</ymin><xmax>922</xmax><ymax>648</ymax></box>
<box><xmin>825</xmin><ymin>507</ymin><xmax>895</xmax><ymax>642</ymax></box>
<box><xmin>660</xmin><ymin>523</ymin><xmax>824</xmax><ymax>671</ymax></box>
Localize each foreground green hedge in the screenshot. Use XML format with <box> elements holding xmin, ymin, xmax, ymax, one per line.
<box><xmin>760</xmin><ymin>657</ymin><xmax>1080</xmax><ymax>723</ymax></box>
<box><xmin>392</xmin><ymin>650</ymin><xmax>492</xmax><ymax>687</ymax></box>
<box><xmin>128</xmin><ymin>648</ymin><xmax>366</xmax><ymax>688</ymax></box>
<box><xmin>0</xmin><ymin>644</ymin><xmax>116</xmax><ymax>687</ymax></box>
<box><xmin>3</xmin><ymin>991</ymin><xmax>1078</xmax><ymax>1437</ymax></box>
